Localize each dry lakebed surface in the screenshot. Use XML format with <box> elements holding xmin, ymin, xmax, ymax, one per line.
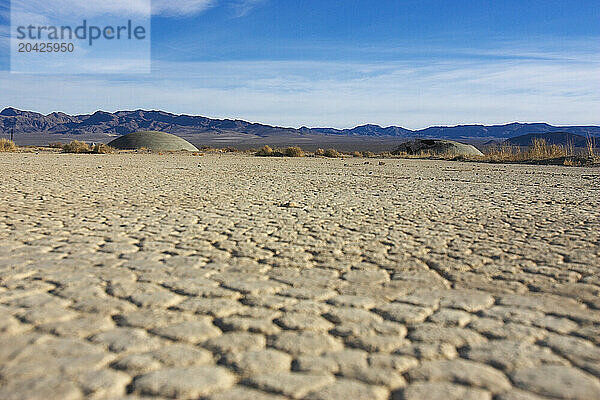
<box><xmin>0</xmin><ymin>153</ymin><xmax>599</xmax><ymax>400</ymax></box>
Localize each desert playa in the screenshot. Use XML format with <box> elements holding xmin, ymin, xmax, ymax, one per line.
<box><xmin>0</xmin><ymin>152</ymin><xmax>599</xmax><ymax>399</ymax></box>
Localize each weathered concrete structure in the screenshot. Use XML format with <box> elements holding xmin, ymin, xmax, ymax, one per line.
<box><xmin>394</xmin><ymin>139</ymin><xmax>484</xmax><ymax>156</ymax></box>
<box><xmin>108</xmin><ymin>131</ymin><xmax>199</xmax><ymax>151</ymax></box>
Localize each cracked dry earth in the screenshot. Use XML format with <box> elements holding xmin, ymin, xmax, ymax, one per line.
<box><xmin>0</xmin><ymin>153</ymin><xmax>599</xmax><ymax>400</ymax></box>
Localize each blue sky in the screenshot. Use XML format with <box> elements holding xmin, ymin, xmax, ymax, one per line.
<box><xmin>0</xmin><ymin>0</ymin><xmax>599</xmax><ymax>129</ymax></box>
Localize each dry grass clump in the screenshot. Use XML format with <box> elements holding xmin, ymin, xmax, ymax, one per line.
<box><xmin>0</xmin><ymin>138</ymin><xmax>17</xmax><ymax>152</ymax></box>
<box><xmin>221</xmin><ymin>147</ymin><xmax>241</xmax><ymax>153</ymax></box>
<box><xmin>313</xmin><ymin>148</ymin><xmax>349</xmax><ymax>158</ymax></box>
<box><xmin>256</xmin><ymin>145</ymin><xmax>274</xmax><ymax>156</ymax></box>
<box><xmin>255</xmin><ymin>145</ymin><xmax>305</xmax><ymax>157</ymax></box>
<box><xmin>62</xmin><ymin>140</ymin><xmax>90</xmax><ymax>153</ymax></box>
<box><xmin>482</xmin><ymin>139</ymin><xmax>566</xmax><ymax>162</ymax></box>
<box><xmin>585</xmin><ymin>134</ymin><xmax>596</xmax><ymax>157</ymax></box>
<box><xmin>565</xmin><ymin>137</ymin><xmax>574</xmax><ymax>156</ymax></box>
<box><xmin>91</xmin><ymin>144</ymin><xmax>115</xmax><ymax>154</ymax></box>
<box><xmin>61</xmin><ymin>141</ymin><xmax>115</xmax><ymax>154</ymax></box>
<box><xmin>284</xmin><ymin>146</ymin><xmax>304</xmax><ymax>157</ymax></box>
<box><xmin>562</xmin><ymin>158</ymin><xmax>590</xmax><ymax>167</ymax></box>
<box><xmin>48</xmin><ymin>142</ymin><xmax>65</xmax><ymax>149</ymax></box>
<box><xmin>483</xmin><ymin>143</ymin><xmax>523</xmax><ymax>162</ymax></box>
<box><xmin>323</xmin><ymin>148</ymin><xmax>341</xmax><ymax>158</ymax></box>
<box><xmin>349</xmin><ymin>151</ymin><xmax>376</xmax><ymax>158</ymax></box>
<box><xmin>475</xmin><ymin>137</ymin><xmax>600</xmax><ymax>166</ymax></box>
<box><xmin>529</xmin><ymin>138</ymin><xmax>565</xmax><ymax>159</ymax></box>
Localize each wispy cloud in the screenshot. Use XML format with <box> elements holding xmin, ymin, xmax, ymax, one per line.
<box><xmin>230</xmin><ymin>0</ymin><xmax>267</xmax><ymax>17</ymax></box>
<box><xmin>9</xmin><ymin>0</ymin><xmax>148</xmax><ymax>18</ymax></box>
<box><xmin>153</xmin><ymin>0</ymin><xmax>215</xmax><ymax>17</ymax></box>
<box><xmin>7</xmin><ymin>0</ymin><xmax>215</xmax><ymax>18</ymax></box>
<box><xmin>1</xmin><ymin>55</ymin><xmax>598</xmax><ymax>129</ymax></box>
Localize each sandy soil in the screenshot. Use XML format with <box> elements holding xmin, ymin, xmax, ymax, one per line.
<box><xmin>0</xmin><ymin>153</ymin><xmax>599</xmax><ymax>399</ymax></box>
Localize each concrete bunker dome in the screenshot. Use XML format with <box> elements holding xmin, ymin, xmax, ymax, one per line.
<box><xmin>108</xmin><ymin>131</ymin><xmax>199</xmax><ymax>151</ymax></box>
<box><xmin>393</xmin><ymin>139</ymin><xmax>484</xmax><ymax>156</ymax></box>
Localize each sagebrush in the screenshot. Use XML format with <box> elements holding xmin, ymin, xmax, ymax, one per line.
<box><xmin>0</xmin><ymin>138</ymin><xmax>17</xmax><ymax>152</ymax></box>
<box><xmin>255</xmin><ymin>145</ymin><xmax>305</xmax><ymax>157</ymax></box>
<box><xmin>62</xmin><ymin>140</ymin><xmax>91</xmax><ymax>153</ymax></box>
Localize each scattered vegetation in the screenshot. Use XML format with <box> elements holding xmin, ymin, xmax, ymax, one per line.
<box><xmin>221</xmin><ymin>146</ymin><xmax>242</xmax><ymax>153</ymax></box>
<box><xmin>61</xmin><ymin>140</ymin><xmax>115</xmax><ymax>154</ymax></box>
<box><xmin>255</xmin><ymin>145</ymin><xmax>305</xmax><ymax>157</ymax></box>
<box><xmin>284</xmin><ymin>146</ymin><xmax>304</xmax><ymax>157</ymax></box>
<box><xmin>480</xmin><ymin>138</ymin><xmax>579</xmax><ymax>162</ymax></box>
<box><xmin>48</xmin><ymin>142</ymin><xmax>65</xmax><ymax>149</ymax></box>
<box><xmin>0</xmin><ymin>138</ymin><xmax>17</xmax><ymax>152</ymax></box>
<box><xmin>46</xmin><ymin>136</ymin><xmax>597</xmax><ymax>167</ymax></box>
<box><xmin>255</xmin><ymin>147</ymin><xmax>370</xmax><ymax>158</ymax></box>
<box><xmin>565</xmin><ymin>137</ymin><xmax>574</xmax><ymax>156</ymax></box>
<box><xmin>62</xmin><ymin>140</ymin><xmax>91</xmax><ymax>153</ymax></box>
<box><xmin>255</xmin><ymin>145</ymin><xmax>274</xmax><ymax>156</ymax></box>
<box><xmin>323</xmin><ymin>148</ymin><xmax>341</xmax><ymax>158</ymax></box>
<box><xmin>313</xmin><ymin>148</ymin><xmax>341</xmax><ymax>158</ymax></box>
<box><xmin>585</xmin><ymin>133</ymin><xmax>596</xmax><ymax>158</ymax></box>
<box><xmin>91</xmin><ymin>143</ymin><xmax>115</xmax><ymax>154</ymax></box>
<box><xmin>455</xmin><ymin>138</ymin><xmax>598</xmax><ymax>166</ymax></box>
<box><xmin>529</xmin><ymin>138</ymin><xmax>565</xmax><ymax>159</ymax></box>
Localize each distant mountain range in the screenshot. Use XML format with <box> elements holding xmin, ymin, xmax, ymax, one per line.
<box><xmin>1</xmin><ymin>107</ymin><xmax>599</xmax><ymax>141</ymax></box>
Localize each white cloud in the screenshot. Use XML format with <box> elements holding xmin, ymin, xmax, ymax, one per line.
<box><xmin>1</xmin><ymin>56</ymin><xmax>598</xmax><ymax>129</ymax></box>
<box><xmin>153</xmin><ymin>0</ymin><xmax>214</xmax><ymax>17</ymax></box>
<box><xmin>9</xmin><ymin>0</ymin><xmax>149</xmax><ymax>18</ymax></box>
<box><xmin>7</xmin><ymin>0</ymin><xmax>214</xmax><ymax>18</ymax></box>
<box><xmin>231</xmin><ymin>0</ymin><xmax>266</xmax><ymax>17</ymax></box>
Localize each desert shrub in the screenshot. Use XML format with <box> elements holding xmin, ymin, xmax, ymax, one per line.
<box><xmin>323</xmin><ymin>148</ymin><xmax>341</xmax><ymax>158</ymax></box>
<box><xmin>256</xmin><ymin>145</ymin><xmax>274</xmax><ymax>156</ymax></box>
<box><xmin>565</xmin><ymin>137</ymin><xmax>574</xmax><ymax>156</ymax></box>
<box><xmin>91</xmin><ymin>143</ymin><xmax>115</xmax><ymax>154</ymax></box>
<box><xmin>362</xmin><ymin>151</ymin><xmax>375</xmax><ymax>158</ymax></box>
<box><xmin>481</xmin><ymin>139</ymin><xmax>572</xmax><ymax>163</ymax></box>
<box><xmin>62</xmin><ymin>140</ymin><xmax>90</xmax><ymax>153</ymax></box>
<box><xmin>314</xmin><ymin>148</ymin><xmax>325</xmax><ymax>156</ymax></box>
<box><xmin>48</xmin><ymin>142</ymin><xmax>64</xmax><ymax>149</ymax></box>
<box><xmin>351</xmin><ymin>151</ymin><xmax>362</xmax><ymax>157</ymax></box>
<box><xmin>484</xmin><ymin>143</ymin><xmax>521</xmax><ymax>161</ymax></box>
<box><xmin>284</xmin><ymin>146</ymin><xmax>304</xmax><ymax>157</ymax></box>
<box><xmin>529</xmin><ymin>138</ymin><xmax>565</xmax><ymax>159</ymax></box>
<box><xmin>563</xmin><ymin>158</ymin><xmax>584</xmax><ymax>167</ymax></box>
<box><xmin>0</xmin><ymin>138</ymin><xmax>17</xmax><ymax>152</ymax></box>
